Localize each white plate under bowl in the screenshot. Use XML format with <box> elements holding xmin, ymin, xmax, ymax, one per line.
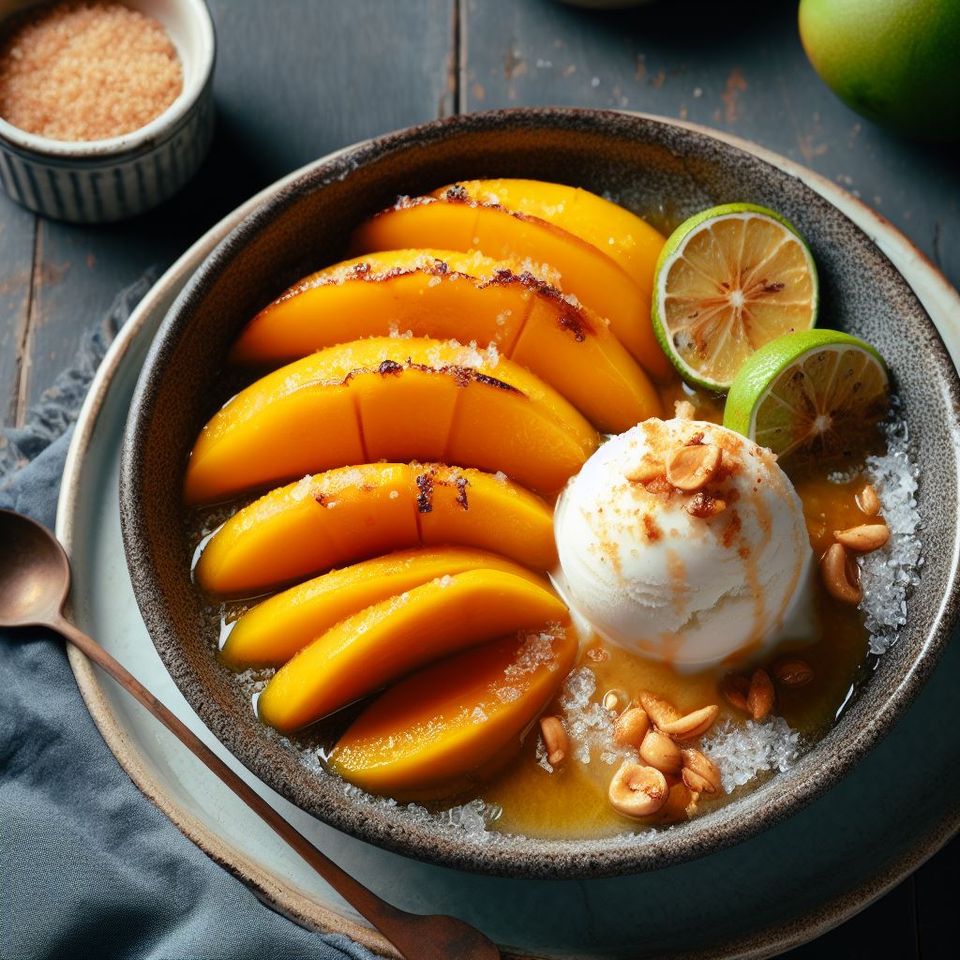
<box><xmin>57</xmin><ymin>117</ymin><xmax>960</xmax><ymax>960</ymax></box>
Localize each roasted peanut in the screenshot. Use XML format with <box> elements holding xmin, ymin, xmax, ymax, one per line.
<box><xmin>820</xmin><ymin>542</ymin><xmax>862</xmax><ymax>604</ymax></box>
<box><xmin>834</xmin><ymin>523</ymin><xmax>890</xmax><ymax>553</ymax></box>
<box><xmin>638</xmin><ymin>691</ymin><xmax>681</xmax><ymax>727</ymax></box>
<box><xmin>674</xmin><ymin>399</ymin><xmax>696</xmax><ymax>420</ymax></box>
<box><xmin>666</xmin><ymin>442</ymin><xmax>722</xmax><ymax>492</ymax></box>
<box><xmin>720</xmin><ymin>673</ymin><xmax>750</xmax><ymax>712</ymax></box>
<box><xmin>747</xmin><ymin>668</ymin><xmax>775</xmax><ymax>721</ymax></box>
<box><xmin>658</xmin><ymin>781</ymin><xmax>698</xmax><ymax>823</ymax></box>
<box><xmin>640</xmin><ymin>728</ymin><xmax>683</xmax><ymax>775</ymax></box>
<box><xmin>659</xmin><ymin>704</ymin><xmax>720</xmax><ymax>740</ymax></box>
<box><xmin>613</xmin><ymin>705</ymin><xmax>650</xmax><ymax>749</ymax></box>
<box><xmin>856</xmin><ymin>483</ymin><xmax>882</xmax><ymax>517</ymax></box>
<box><xmin>608</xmin><ymin>761</ymin><xmax>669</xmax><ymax>818</ymax></box>
<box><xmin>773</xmin><ymin>658</ymin><xmax>814</xmax><ymax>687</ymax></box>
<box><xmin>681</xmin><ymin>747</ymin><xmax>723</xmax><ymax>794</ymax></box>
<box><xmin>539</xmin><ymin>716</ymin><xmax>568</xmax><ymax>766</ymax></box>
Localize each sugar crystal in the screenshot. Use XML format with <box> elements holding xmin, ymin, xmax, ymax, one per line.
<box><xmin>701</xmin><ymin>717</ymin><xmax>800</xmax><ymax>790</ymax></box>
<box><xmin>535</xmin><ymin>737</ymin><xmax>554</xmax><ymax>774</ymax></box>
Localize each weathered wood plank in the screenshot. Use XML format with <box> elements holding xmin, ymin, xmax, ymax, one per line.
<box><xmin>18</xmin><ymin>219</ymin><xmax>162</xmax><ymax>419</ymax></box>
<box><xmin>199</xmin><ymin>0</ymin><xmax>455</xmax><ymax>181</ymax></box>
<box><xmin>0</xmin><ymin>202</ymin><xmax>35</xmax><ymax>426</ymax></box>
<box><xmin>7</xmin><ymin>0</ymin><xmax>455</xmax><ymax>422</ymax></box>
<box><xmin>461</xmin><ymin>0</ymin><xmax>959</xmax><ymax>292</ymax></box>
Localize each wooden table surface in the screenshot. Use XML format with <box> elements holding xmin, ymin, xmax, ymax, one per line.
<box><xmin>1</xmin><ymin>1</ymin><xmax>955</xmax><ymax>956</ymax></box>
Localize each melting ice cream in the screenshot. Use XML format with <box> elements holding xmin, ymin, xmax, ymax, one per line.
<box><xmin>554</xmin><ymin>419</ymin><xmax>813</xmax><ymax>670</ymax></box>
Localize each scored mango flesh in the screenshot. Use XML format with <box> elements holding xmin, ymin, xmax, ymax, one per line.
<box><xmin>221</xmin><ymin>546</ymin><xmax>545</xmax><ymax>668</ymax></box>
<box><xmin>329</xmin><ymin>627</ymin><xmax>578</xmax><ymax>798</ymax></box>
<box><xmin>257</xmin><ymin>569</ymin><xmax>568</xmax><ymax>731</ymax></box>
<box><xmin>184</xmin><ymin>336</ymin><xmax>598</xmax><ymax>505</ymax></box>
<box><xmin>195</xmin><ymin>463</ymin><xmax>557</xmax><ymax>596</ymax></box>
<box><xmin>228</xmin><ymin>248</ymin><xmax>661</xmax><ymax>432</ymax></box>
<box><xmin>350</xmin><ymin>191</ymin><xmax>673</xmax><ymax>380</ymax></box>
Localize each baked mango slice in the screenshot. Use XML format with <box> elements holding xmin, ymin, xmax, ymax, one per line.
<box><xmin>228</xmin><ymin>249</ymin><xmax>661</xmax><ymax>432</ymax></box>
<box><xmin>221</xmin><ymin>547</ymin><xmax>543</xmax><ymax>668</ymax></box>
<box><xmin>184</xmin><ymin>336</ymin><xmax>598</xmax><ymax>505</ymax></box>
<box><xmin>257</xmin><ymin>569</ymin><xmax>568</xmax><ymax>731</ymax></box>
<box><xmin>195</xmin><ymin>463</ymin><xmax>556</xmax><ymax>596</ymax></box>
<box><xmin>328</xmin><ymin>626</ymin><xmax>578</xmax><ymax>797</ymax></box>
<box><xmin>349</xmin><ymin>186</ymin><xmax>672</xmax><ymax>380</ymax></box>
<box><xmin>230</xmin><ymin>249</ymin><xmax>513</xmax><ymax>363</ymax></box>
<box><xmin>437</xmin><ymin>179</ymin><xmax>665</xmax><ymax>293</ymax></box>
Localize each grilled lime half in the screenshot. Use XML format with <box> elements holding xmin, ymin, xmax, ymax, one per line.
<box><xmin>724</xmin><ymin>329</ymin><xmax>889</xmax><ymax>463</ymax></box>
<box><xmin>652</xmin><ymin>203</ymin><xmax>818</xmax><ymax>391</ymax></box>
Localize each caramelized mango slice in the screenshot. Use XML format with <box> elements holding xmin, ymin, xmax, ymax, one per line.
<box><xmin>221</xmin><ymin>547</ymin><xmax>543</xmax><ymax>668</ymax></box>
<box><xmin>257</xmin><ymin>569</ymin><xmax>568</xmax><ymax>731</ymax></box>
<box><xmin>437</xmin><ymin>180</ymin><xmax>665</xmax><ymax>293</ymax></box>
<box><xmin>350</xmin><ymin>192</ymin><xmax>672</xmax><ymax>380</ymax></box>
<box><xmin>329</xmin><ymin>627</ymin><xmax>578</xmax><ymax>797</ymax></box>
<box><xmin>184</xmin><ymin>336</ymin><xmax>597</xmax><ymax>505</ymax></box>
<box><xmin>195</xmin><ymin>463</ymin><xmax>556</xmax><ymax>596</ymax></box>
<box><xmin>231</xmin><ymin>250</ymin><xmax>514</xmax><ymax>362</ymax></box>
<box><xmin>229</xmin><ymin>249</ymin><xmax>660</xmax><ymax>432</ymax></box>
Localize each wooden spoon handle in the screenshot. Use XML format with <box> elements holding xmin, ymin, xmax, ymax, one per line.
<box><xmin>54</xmin><ymin>616</ymin><xmax>497</xmax><ymax>960</ymax></box>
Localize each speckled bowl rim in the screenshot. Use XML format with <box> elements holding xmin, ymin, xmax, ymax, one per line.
<box><xmin>120</xmin><ymin>108</ymin><xmax>960</xmax><ymax>882</ymax></box>
<box><xmin>0</xmin><ymin>0</ymin><xmax>215</xmax><ymax>159</ymax></box>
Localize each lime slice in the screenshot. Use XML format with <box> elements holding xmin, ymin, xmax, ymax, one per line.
<box><xmin>653</xmin><ymin>203</ymin><xmax>819</xmax><ymax>391</ymax></box>
<box><xmin>724</xmin><ymin>329</ymin><xmax>889</xmax><ymax>463</ymax></box>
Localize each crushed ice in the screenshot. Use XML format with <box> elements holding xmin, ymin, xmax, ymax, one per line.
<box><xmin>701</xmin><ymin>717</ymin><xmax>800</xmax><ymax>790</ymax></box>
<box><xmin>505</xmin><ymin>629</ymin><xmax>560</xmax><ymax>678</ymax></box>
<box><xmin>535</xmin><ymin>736</ymin><xmax>554</xmax><ymax>773</ymax></box>
<box><xmin>859</xmin><ymin>413</ymin><xmax>922</xmax><ymax>654</ymax></box>
<box><xmin>557</xmin><ymin>667</ymin><xmax>635</xmax><ymax>767</ymax></box>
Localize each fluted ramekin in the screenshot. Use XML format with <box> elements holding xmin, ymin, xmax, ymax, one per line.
<box><xmin>0</xmin><ymin>0</ymin><xmax>215</xmax><ymax>223</ymax></box>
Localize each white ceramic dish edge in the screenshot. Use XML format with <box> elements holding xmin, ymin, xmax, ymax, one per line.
<box><xmin>56</xmin><ymin>116</ymin><xmax>960</xmax><ymax>960</ymax></box>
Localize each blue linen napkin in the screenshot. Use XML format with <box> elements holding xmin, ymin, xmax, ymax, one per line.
<box><xmin>0</xmin><ymin>281</ymin><xmax>375</xmax><ymax>960</ymax></box>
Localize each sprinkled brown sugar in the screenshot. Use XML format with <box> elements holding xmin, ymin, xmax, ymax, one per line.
<box><xmin>0</xmin><ymin>1</ymin><xmax>182</xmax><ymax>142</ymax></box>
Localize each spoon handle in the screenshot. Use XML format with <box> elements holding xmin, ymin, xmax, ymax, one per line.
<box><xmin>54</xmin><ymin>615</ymin><xmax>497</xmax><ymax>960</ymax></box>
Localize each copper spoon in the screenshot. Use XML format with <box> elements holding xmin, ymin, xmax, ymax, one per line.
<box><xmin>0</xmin><ymin>509</ymin><xmax>500</xmax><ymax>960</ymax></box>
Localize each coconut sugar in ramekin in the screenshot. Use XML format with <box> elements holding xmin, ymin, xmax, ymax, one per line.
<box><xmin>0</xmin><ymin>0</ymin><xmax>215</xmax><ymax>222</ymax></box>
<box><xmin>0</xmin><ymin>1</ymin><xmax>183</xmax><ymax>142</ymax></box>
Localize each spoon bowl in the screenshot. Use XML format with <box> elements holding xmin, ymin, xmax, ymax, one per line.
<box><xmin>0</xmin><ymin>509</ymin><xmax>70</xmax><ymax>628</ymax></box>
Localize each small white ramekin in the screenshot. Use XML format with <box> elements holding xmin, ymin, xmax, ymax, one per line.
<box><xmin>0</xmin><ymin>0</ymin><xmax>215</xmax><ymax>223</ymax></box>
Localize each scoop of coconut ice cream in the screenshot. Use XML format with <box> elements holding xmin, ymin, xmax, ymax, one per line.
<box><xmin>554</xmin><ymin>419</ymin><xmax>813</xmax><ymax>670</ymax></box>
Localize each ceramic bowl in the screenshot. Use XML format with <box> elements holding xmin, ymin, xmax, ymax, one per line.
<box><xmin>120</xmin><ymin>108</ymin><xmax>960</xmax><ymax>879</ymax></box>
<box><xmin>0</xmin><ymin>0</ymin><xmax>215</xmax><ymax>222</ymax></box>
